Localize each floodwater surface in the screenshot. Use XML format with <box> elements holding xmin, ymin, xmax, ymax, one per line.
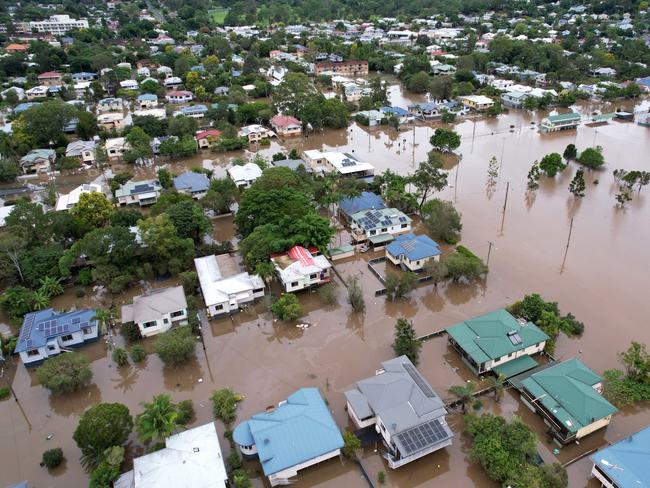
<box><xmin>1</xmin><ymin>90</ymin><xmax>650</xmax><ymax>487</ymax></box>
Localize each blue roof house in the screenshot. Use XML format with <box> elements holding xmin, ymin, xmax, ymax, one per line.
<box><xmin>14</xmin><ymin>309</ymin><xmax>99</xmax><ymax>366</ymax></box>
<box><xmin>233</xmin><ymin>388</ymin><xmax>344</xmax><ymax>486</ymax></box>
<box><xmin>386</xmin><ymin>233</ymin><xmax>441</xmax><ymax>271</ymax></box>
<box><xmin>173</xmin><ymin>171</ymin><xmax>210</xmax><ymax>199</ymax></box>
<box><xmin>380</xmin><ymin>106</ymin><xmax>413</xmax><ymax>124</ymax></box>
<box><xmin>339</xmin><ymin>191</ymin><xmax>385</xmax><ymax>219</ymax></box>
<box><xmin>590</xmin><ymin>425</ymin><xmax>650</xmax><ymax>488</ymax></box>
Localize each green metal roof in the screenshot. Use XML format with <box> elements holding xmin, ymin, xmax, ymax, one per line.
<box><xmin>492</xmin><ymin>355</ymin><xmax>539</xmax><ymax>379</ymax></box>
<box><xmin>327</xmin><ymin>245</ymin><xmax>354</xmax><ymax>256</ymax></box>
<box><xmin>368</xmin><ymin>233</ymin><xmax>395</xmax><ymax>245</ymax></box>
<box><xmin>446</xmin><ymin>309</ymin><xmax>549</xmax><ymax>364</ymax></box>
<box><xmin>520</xmin><ymin>358</ymin><xmax>617</xmax><ymax>433</ymax></box>
<box><xmin>546</xmin><ymin>112</ymin><xmax>581</xmax><ymax>123</ymax></box>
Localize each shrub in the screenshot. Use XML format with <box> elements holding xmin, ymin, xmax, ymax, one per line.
<box><xmin>210</xmin><ymin>388</ymin><xmax>240</xmax><ymax>425</ymax></box>
<box><xmin>89</xmin><ymin>461</ymin><xmax>119</xmax><ymax>488</ymax></box>
<box><xmin>577</xmin><ymin>147</ymin><xmax>605</xmax><ymax>169</ymax></box>
<box><xmin>445</xmin><ymin>246</ymin><xmax>488</xmax><ymax>282</ymax></box>
<box><xmin>385</xmin><ymin>271</ymin><xmax>418</xmax><ymax>301</ymax></box>
<box><xmin>318</xmin><ymin>283</ymin><xmax>338</xmax><ymax>305</ymax></box>
<box><xmin>112</xmin><ymin>347</ymin><xmax>128</xmax><ymax>366</ymax></box>
<box><xmin>228</xmin><ymin>451</ymin><xmax>242</xmax><ymax>471</ymax></box>
<box><xmin>177</xmin><ymin>399</ymin><xmax>194</xmax><ymax>425</ymax></box>
<box><xmin>42</xmin><ymin>448</ymin><xmax>64</xmax><ymax>469</ymax></box>
<box><xmin>392</xmin><ymin>318</ymin><xmax>422</xmax><ymax>365</ymax></box>
<box><xmin>341</xmin><ymin>431</ymin><xmax>361</xmax><ymax>458</ymax></box>
<box><xmin>378</xmin><ymin>471</ymin><xmax>386</xmax><ymax>484</ymax></box>
<box><xmin>0</xmin><ymin>386</ymin><xmax>10</xmax><ymax>400</ymax></box>
<box><xmin>154</xmin><ymin>326</ymin><xmax>196</xmax><ymax>365</ymax></box>
<box><xmin>130</xmin><ymin>345</ymin><xmax>146</xmax><ymax>362</ymax></box>
<box><xmin>347</xmin><ymin>276</ymin><xmax>365</xmax><ymax>313</ymax></box>
<box><xmin>121</xmin><ymin>322</ymin><xmax>142</xmax><ymax>342</ymax></box>
<box><xmin>37</xmin><ymin>353</ymin><xmax>93</xmax><ymax>394</ymax></box>
<box><xmin>421</xmin><ymin>199</ymin><xmax>462</xmax><ymax>244</ymax></box>
<box><xmin>270</xmin><ymin>294</ymin><xmax>303</xmax><ymax>321</ymax></box>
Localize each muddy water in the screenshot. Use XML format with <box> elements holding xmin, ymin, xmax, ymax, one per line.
<box><xmin>2</xmin><ymin>92</ymin><xmax>650</xmax><ymax>487</ymax></box>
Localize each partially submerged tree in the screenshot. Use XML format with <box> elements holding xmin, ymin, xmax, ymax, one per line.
<box><xmin>413</xmin><ymin>152</ymin><xmax>448</xmax><ymax>210</ymax></box>
<box><xmin>568</xmin><ymin>169</ymin><xmax>586</xmax><ymax>197</ymax></box>
<box><xmin>385</xmin><ymin>271</ymin><xmax>418</xmax><ymax>301</ymax></box>
<box><xmin>448</xmin><ymin>381</ymin><xmax>476</xmax><ymax>413</ymax></box>
<box><xmin>421</xmin><ymin>199</ymin><xmax>462</xmax><ymax>244</ymax></box>
<box><xmin>37</xmin><ymin>353</ymin><xmax>92</xmax><ymax>394</ymax></box>
<box><xmin>210</xmin><ymin>388</ymin><xmax>241</xmax><ymax>426</ymax></box>
<box><xmin>429</xmin><ymin>127</ymin><xmax>461</xmax><ymax>153</ymax></box>
<box><xmin>135</xmin><ymin>394</ymin><xmax>180</xmax><ymax>444</ymax></box>
<box><xmin>392</xmin><ymin>318</ymin><xmax>422</xmax><ymax>365</ymax></box>
<box><xmin>346</xmin><ymin>276</ymin><xmax>365</xmax><ymax>313</ymax></box>
<box><xmin>270</xmin><ymin>293</ymin><xmax>303</xmax><ymax>321</ymax></box>
<box><xmin>538</xmin><ymin>153</ymin><xmax>566</xmax><ymax>177</ymax></box>
<box><xmin>154</xmin><ymin>326</ymin><xmax>196</xmax><ymax>365</ymax></box>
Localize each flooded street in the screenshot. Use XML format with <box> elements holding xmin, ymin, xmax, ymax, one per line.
<box><xmin>2</xmin><ymin>87</ymin><xmax>650</xmax><ymax>487</ymax></box>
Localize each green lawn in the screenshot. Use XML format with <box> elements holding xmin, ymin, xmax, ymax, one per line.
<box><xmin>209</xmin><ymin>8</ymin><xmax>229</xmax><ymax>25</ymax></box>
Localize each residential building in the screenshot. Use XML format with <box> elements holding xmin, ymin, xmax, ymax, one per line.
<box><xmin>114</xmin><ymin>422</ymin><xmax>228</xmax><ymax>488</ymax></box>
<box><xmin>0</xmin><ymin>205</ymin><xmax>15</xmax><ymax>227</ymax></box>
<box><xmin>386</xmin><ymin>233</ymin><xmax>441</xmax><ymax>271</ymax></box>
<box><xmin>302</xmin><ymin>150</ymin><xmax>375</xmax><ymax>178</ymax></box>
<box><xmin>541</xmin><ymin>112</ymin><xmax>582</xmax><ymax>132</ymax></box>
<box><xmin>356</xmin><ymin>109</ymin><xmax>384</xmax><ymax>126</ymax></box>
<box><xmin>97</xmin><ymin>112</ymin><xmax>126</xmax><ymax>131</ymax></box>
<box><xmin>105</xmin><ymin>137</ymin><xmax>129</xmax><ymax>160</ymax></box>
<box><xmin>339</xmin><ymin>191</ymin><xmax>385</xmax><ymax>220</ymax></box>
<box><xmin>165</xmin><ymin>91</ymin><xmax>193</xmax><ymax>104</ymax></box>
<box><xmin>14</xmin><ymin>308</ymin><xmax>99</xmax><ymax>366</ymax></box>
<box><xmin>120</xmin><ymin>79</ymin><xmax>139</xmax><ymax>91</ymax></box>
<box><xmin>37</xmin><ymin>71</ymin><xmax>62</xmax><ymax>86</ymax></box>
<box><xmin>270</xmin><ymin>115</ymin><xmax>303</xmax><ymax>137</ymax></box>
<box><xmin>25</xmin><ymin>86</ymin><xmax>48</xmax><ymax>100</ymax></box>
<box><xmin>314</xmin><ymin>60</ymin><xmax>369</xmax><ymax>76</ymax></box>
<box><xmin>5</xmin><ymin>44</ymin><xmax>28</xmax><ymax>53</ymax></box>
<box><xmin>348</xmin><ymin>207</ymin><xmax>412</xmax><ymax>244</ymax></box>
<box><xmin>29</xmin><ymin>15</ymin><xmax>89</xmax><ymax>34</ymax></box>
<box><xmin>97</xmin><ymin>97</ymin><xmax>124</xmax><ymax>113</ymax></box>
<box><xmin>164</xmin><ymin>77</ymin><xmax>183</xmax><ymax>89</ymax></box>
<box><xmin>115</xmin><ymin>179</ymin><xmax>162</xmax><ymax>206</ymax></box>
<box><xmin>271</xmin><ymin>159</ymin><xmax>312</xmax><ymax>173</ymax></box>
<box><xmin>501</xmin><ymin>90</ymin><xmax>529</xmax><ymax>109</ymax></box>
<box><xmin>233</xmin><ymin>388</ymin><xmax>343</xmax><ymax>486</ymax></box>
<box><xmin>227</xmin><ymin>163</ymin><xmax>263</xmax><ymax>188</ymax></box>
<box><xmin>19</xmin><ymin>148</ymin><xmax>55</xmax><ymax>174</ymax></box>
<box><xmin>72</xmin><ymin>72</ymin><xmax>97</xmax><ymax>82</ymax></box>
<box><xmin>344</xmin><ymin>356</ymin><xmax>454</xmax><ymax>469</ymax></box>
<box><xmin>237</xmin><ymin>124</ymin><xmax>274</xmax><ymax>143</ymax></box>
<box><xmin>379</xmin><ymin>106</ymin><xmax>413</xmax><ymax>124</ymax></box>
<box><xmin>195</xmin><ymin>129</ymin><xmax>221</xmax><ymax>149</ymax></box>
<box><xmin>1</xmin><ymin>86</ymin><xmax>25</xmax><ymax>101</ymax></box>
<box><xmin>516</xmin><ymin>358</ymin><xmax>617</xmax><ymax>444</ymax></box>
<box><xmin>136</xmin><ymin>93</ymin><xmax>158</xmax><ymax>109</ymax></box>
<box><xmin>174</xmin><ymin>104</ymin><xmax>208</xmax><ymax>118</ymax></box>
<box><xmin>589</xmin><ymin>425</ymin><xmax>650</xmax><ymax>488</ymax></box>
<box><xmin>120</xmin><ymin>286</ymin><xmax>188</xmax><ymax>338</ymax></box>
<box><xmin>173</xmin><ymin>171</ymin><xmax>210</xmax><ymax>199</ymax></box>
<box><xmin>55</xmin><ymin>183</ymin><xmax>102</xmax><ymax>211</ymax></box>
<box><xmin>194</xmin><ymin>254</ymin><xmax>265</xmax><ymax>318</ymax></box>
<box><xmin>271</xmin><ymin>246</ymin><xmax>332</xmax><ymax>292</ymax></box>
<box><xmin>446</xmin><ymin>309</ymin><xmax>549</xmax><ymax>376</ymax></box>
<box><xmin>459</xmin><ymin>95</ymin><xmax>495</xmax><ymax>111</ymax></box>
<box><xmin>407</xmin><ymin>101</ymin><xmax>458</xmax><ymax>119</ymax></box>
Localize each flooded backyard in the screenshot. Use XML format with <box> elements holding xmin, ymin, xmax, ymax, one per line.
<box><xmin>1</xmin><ymin>89</ymin><xmax>650</xmax><ymax>487</ymax></box>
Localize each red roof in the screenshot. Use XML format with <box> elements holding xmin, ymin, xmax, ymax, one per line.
<box><xmin>287</xmin><ymin>246</ymin><xmax>315</xmax><ymax>267</ymax></box>
<box><xmin>271</xmin><ymin>115</ymin><xmax>301</xmax><ymax>127</ymax></box>
<box><xmin>5</xmin><ymin>44</ymin><xmax>28</xmax><ymax>51</ymax></box>
<box><xmin>167</xmin><ymin>90</ymin><xmax>192</xmax><ymax>97</ymax></box>
<box><xmin>195</xmin><ymin>129</ymin><xmax>221</xmax><ymax>140</ymax></box>
<box><xmin>38</xmin><ymin>71</ymin><xmax>61</xmax><ymax>79</ymax></box>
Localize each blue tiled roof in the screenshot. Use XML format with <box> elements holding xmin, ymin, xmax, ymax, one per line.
<box><xmin>137</xmin><ymin>93</ymin><xmax>157</xmax><ymax>101</ymax></box>
<box><xmin>590</xmin><ymin>425</ymin><xmax>650</xmax><ymax>487</ymax></box>
<box><xmin>233</xmin><ymin>388</ymin><xmax>343</xmax><ymax>476</ymax></box>
<box><xmin>15</xmin><ymin>308</ymin><xmax>97</xmax><ymax>353</ymax></box>
<box><xmin>380</xmin><ymin>106</ymin><xmax>409</xmax><ymax>117</ymax></box>
<box><xmin>173</xmin><ymin>171</ymin><xmax>210</xmax><ymax>193</ymax></box>
<box><xmin>180</xmin><ymin>104</ymin><xmax>208</xmax><ymax>115</ymax></box>
<box><xmin>386</xmin><ymin>233</ymin><xmax>441</xmax><ymax>261</ymax></box>
<box><xmin>340</xmin><ymin>191</ymin><xmax>385</xmax><ymax>216</ymax></box>
<box><xmin>14</xmin><ymin>102</ymin><xmax>40</xmax><ymax>114</ymax></box>
<box><xmin>636</xmin><ymin>76</ymin><xmax>650</xmax><ymax>89</ymax></box>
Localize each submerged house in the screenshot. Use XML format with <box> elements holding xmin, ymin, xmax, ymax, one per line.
<box><xmin>120</xmin><ymin>286</ymin><xmax>188</xmax><ymax>338</ymax></box>
<box><xmin>114</xmin><ymin>422</ymin><xmax>228</xmax><ymax>488</ymax></box>
<box><xmin>514</xmin><ymin>358</ymin><xmax>617</xmax><ymax>444</ymax></box>
<box><xmin>339</xmin><ymin>191</ymin><xmax>386</xmax><ymax>220</ymax></box>
<box><xmin>270</xmin><ymin>246</ymin><xmax>332</xmax><ymax>292</ymax></box>
<box><xmin>590</xmin><ymin>424</ymin><xmax>650</xmax><ymax>488</ymax></box>
<box><xmin>194</xmin><ymin>254</ymin><xmax>265</xmax><ymax>318</ymax></box>
<box><xmin>446</xmin><ymin>309</ymin><xmax>549</xmax><ymax>376</ymax></box>
<box><xmin>115</xmin><ymin>179</ymin><xmax>162</xmax><ymax>206</ymax></box>
<box><xmin>173</xmin><ymin>171</ymin><xmax>210</xmax><ymax>199</ymax></box>
<box><xmin>14</xmin><ymin>309</ymin><xmax>99</xmax><ymax>366</ymax></box>
<box><xmin>348</xmin><ymin>208</ymin><xmax>412</xmax><ymax>245</ymax></box>
<box><xmin>233</xmin><ymin>388</ymin><xmax>344</xmax><ymax>486</ymax></box>
<box><xmin>227</xmin><ymin>163</ymin><xmax>263</xmax><ymax>189</ymax></box>
<box><xmin>386</xmin><ymin>233</ymin><xmax>441</xmax><ymax>272</ymax></box>
<box><xmin>540</xmin><ymin>112</ymin><xmax>581</xmax><ymax>132</ymax></box>
<box><xmin>344</xmin><ymin>356</ymin><xmax>454</xmax><ymax>469</ymax></box>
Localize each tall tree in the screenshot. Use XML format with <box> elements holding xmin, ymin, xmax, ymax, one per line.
<box><xmin>392</xmin><ymin>318</ymin><xmax>422</xmax><ymax>365</ymax></box>
<box><xmin>413</xmin><ymin>152</ymin><xmax>448</xmax><ymax>210</ymax></box>
<box><xmin>135</xmin><ymin>394</ymin><xmax>180</xmax><ymax>444</ymax></box>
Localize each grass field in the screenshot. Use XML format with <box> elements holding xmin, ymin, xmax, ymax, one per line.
<box><xmin>208</xmin><ymin>8</ymin><xmax>229</xmax><ymax>25</ymax></box>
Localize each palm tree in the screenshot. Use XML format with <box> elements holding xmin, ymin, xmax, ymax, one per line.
<box><xmin>135</xmin><ymin>394</ymin><xmax>180</xmax><ymax>444</ymax></box>
<box><xmin>38</xmin><ymin>276</ymin><xmax>64</xmax><ymax>298</ymax></box>
<box><xmin>485</xmin><ymin>374</ymin><xmax>507</xmax><ymax>403</ymax></box>
<box><xmin>448</xmin><ymin>381</ymin><xmax>476</xmax><ymax>413</ymax></box>
<box><xmin>93</xmin><ymin>307</ymin><xmax>116</xmax><ymax>333</ymax></box>
<box><xmin>254</xmin><ymin>261</ymin><xmax>276</xmax><ymax>291</ymax></box>
<box><xmin>30</xmin><ymin>289</ymin><xmax>50</xmax><ymax>311</ymax></box>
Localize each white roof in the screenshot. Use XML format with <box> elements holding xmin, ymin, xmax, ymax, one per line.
<box><xmin>272</xmin><ymin>252</ymin><xmax>332</xmax><ymax>285</ymax></box>
<box><xmin>98</xmin><ymin>112</ymin><xmax>124</xmax><ymax>123</ymax></box>
<box><xmin>304</xmin><ymin>150</ymin><xmax>375</xmax><ymax>175</ymax></box>
<box><xmin>55</xmin><ymin>183</ymin><xmax>102</xmax><ymax>211</ymax></box>
<box><xmin>237</xmin><ymin>124</ymin><xmax>270</xmax><ymax>136</ymax></box>
<box><xmin>0</xmin><ymin>205</ymin><xmax>15</xmax><ymax>227</ymax></box>
<box><xmin>133</xmin><ymin>108</ymin><xmax>167</xmax><ymax>119</ymax></box>
<box><xmin>227</xmin><ymin>163</ymin><xmax>263</xmax><ymax>183</ymax></box>
<box><xmin>105</xmin><ymin>137</ymin><xmax>127</xmax><ymax>150</ymax></box>
<box><xmin>461</xmin><ymin>95</ymin><xmax>494</xmax><ymax>104</ymax></box>
<box><xmin>115</xmin><ymin>422</ymin><xmax>227</xmax><ymax>488</ymax></box>
<box><xmin>194</xmin><ymin>255</ymin><xmax>264</xmax><ymax>306</ymax></box>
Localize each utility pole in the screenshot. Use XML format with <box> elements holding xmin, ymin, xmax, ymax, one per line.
<box><xmin>471</xmin><ymin>118</ymin><xmax>477</xmax><ymax>152</ymax></box>
<box><xmin>454</xmin><ymin>154</ymin><xmax>462</xmax><ymax>202</ymax></box>
<box><xmin>498</xmin><ymin>137</ymin><xmax>505</xmax><ymax>177</ymax></box>
<box><xmin>486</xmin><ymin>241</ymin><xmax>494</xmax><ymax>267</ymax></box>
<box><xmin>499</xmin><ymin>181</ymin><xmax>510</xmax><ymax>234</ymax></box>
<box><xmin>560</xmin><ymin>217</ymin><xmax>574</xmax><ymax>273</ymax></box>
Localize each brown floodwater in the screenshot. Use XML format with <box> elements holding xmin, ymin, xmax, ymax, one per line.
<box><xmin>2</xmin><ymin>89</ymin><xmax>650</xmax><ymax>487</ymax></box>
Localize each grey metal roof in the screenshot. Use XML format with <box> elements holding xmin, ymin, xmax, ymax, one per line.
<box><xmin>121</xmin><ymin>286</ymin><xmax>187</xmax><ymax>324</ymax></box>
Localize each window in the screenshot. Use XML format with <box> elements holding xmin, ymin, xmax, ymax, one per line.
<box><xmin>61</xmin><ymin>334</ymin><xmax>73</xmax><ymax>342</ymax></box>
<box><xmin>143</xmin><ymin>321</ymin><xmax>157</xmax><ymax>329</ymax></box>
<box><xmin>253</xmin><ymin>288</ymin><xmax>264</xmax><ymax>293</ymax></box>
<box><xmin>401</xmin><ymin>223</ymin><xmax>408</xmax><ymax>228</ymax></box>
<box><xmin>47</xmin><ymin>345</ymin><xmax>56</xmax><ymax>352</ymax></box>
<box><xmin>381</xmin><ymin>228</ymin><xmax>387</xmax><ymax>233</ymax></box>
<box><xmin>291</xmin><ymin>281</ymin><xmax>299</xmax><ymax>287</ymax></box>
<box><xmin>27</xmin><ymin>350</ymin><xmax>40</xmax><ymax>357</ymax></box>
<box><xmin>82</xmin><ymin>327</ymin><xmax>93</xmax><ymax>335</ymax></box>
<box><xmin>163</xmin><ymin>318</ymin><xmax>169</xmax><ymax>325</ymax></box>
<box><xmin>170</xmin><ymin>310</ymin><xmax>184</xmax><ymax>318</ymax></box>
<box><xmin>370</xmin><ymin>230</ymin><xmax>376</xmax><ymax>236</ymax></box>
<box><xmin>309</xmin><ymin>273</ymin><xmax>318</xmax><ymax>280</ymax></box>
<box><xmin>215</xmin><ymin>304</ymin><xmax>224</xmax><ymax>311</ymax></box>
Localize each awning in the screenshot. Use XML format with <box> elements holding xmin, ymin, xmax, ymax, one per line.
<box><xmin>492</xmin><ymin>355</ymin><xmax>539</xmax><ymax>379</ymax></box>
<box><xmin>369</xmin><ymin>234</ymin><xmax>395</xmax><ymax>245</ymax></box>
<box><xmin>138</xmin><ymin>192</ymin><xmax>158</xmax><ymax>200</ymax></box>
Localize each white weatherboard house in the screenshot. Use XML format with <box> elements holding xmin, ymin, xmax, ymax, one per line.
<box><xmin>233</xmin><ymin>388</ymin><xmax>344</xmax><ymax>486</ymax></box>
<box><xmin>120</xmin><ymin>286</ymin><xmax>188</xmax><ymax>337</ymax></box>
<box><xmin>115</xmin><ymin>179</ymin><xmax>162</xmax><ymax>206</ymax></box>
<box><xmin>302</xmin><ymin>150</ymin><xmax>375</xmax><ymax>178</ymax></box>
<box><xmin>227</xmin><ymin>163</ymin><xmax>263</xmax><ymax>188</ymax></box>
<box><xmin>386</xmin><ymin>233</ymin><xmax>441</xmax><ymax>272</ymax></box>
<box><xmin>55</xmin><ymin>183</ymin><xmax>102</xmax><ymax>211</ymax></box>
<box><xmin>114</xmin><ymin>422</ymin><xmax>228</xmax><ymax>488</ymax></box>
<box><xmin>270</xmin><ymin>246</ymin><xmax>332</xmax><ymax>292</ymax></box>
<box><xmin>195</xmin><ymin>254</ymin><xmax>265</xmax><ymax>318</ymax></box>
<box><xmin>14</xmin><ymin>309</ymin><xmax>99</xmax><ymax>366</ymax></box>
<box><xmin>349</xmin><ymin>208</ymin><xmax>412</xmax><ymax>244</ymax></box>
<box><xmin>344</xmin><ymin>356</ymin><xmax>454</xmax><ymax>469</ymax></box>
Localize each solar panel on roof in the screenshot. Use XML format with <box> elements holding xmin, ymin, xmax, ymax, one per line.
<box><xmin>133</xmin><ymin>184</ymin><xmax>153</xmax><ymax>193</ymax></box>
<box><xmin>72</xmin><ymin>317</ymin><xmax>81</xmax><ymax>324</ymax></box>
<box><xmin>507</xmin><ymin>330</ymin><xmax>523</xmax><ymax>345</ymax></box>
<box><xmin>395</xmin><ymin>419</ymin><xmax>449</xmax><ymax>456</ymax></box>
<box><xmin>403</xmin><ymin>363</ymin><xmax>436</xmax><ymax>398</ymax></box>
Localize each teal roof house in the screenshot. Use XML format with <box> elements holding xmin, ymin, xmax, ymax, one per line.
<box><xmin>446</xmin><ymin>309</ymin><xmax>549</xmax><ymax>376</ymax></box>
<box><xmin>233</xmin><ymin>388</ymin><xmax>343</xmax><ymax>486</ymax></box>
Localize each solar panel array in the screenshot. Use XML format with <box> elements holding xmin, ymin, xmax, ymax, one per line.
<box><xmin>39</xmin><ymin>319</ymin><xmax>70</xmax><ymax>338</ymax></box>
<box><xmin>133</xmin><ymin>183</ymin><xmax>154</xmax><ymax>193</ymax></box>
<box><xmin>403</xmin><ymin>363</ymin><xmax>436</xmax><ymax>398</ymax></box>
<box><xmin>507</xmin><ymin>330</ymin><xmax>523</xmax><ymax>346</ymax></box>
<box><xmin>401</xmin><ymin>239</ymin><xmax>417</xmax><ymax>253</ymax></box>
<box><xmin>398</xmin><ymin>216</ymin><xmax>408</xmax><ymax>223</ymax></box>
<box><xmin>341</xmin><ymin>158</ymin><xmax>357</xmax><ymax>167</ymax></box>
<box><xmin>395</xmin><ymin>419</ymin><xmax>449</xmax><ymax>456</ymax></box>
